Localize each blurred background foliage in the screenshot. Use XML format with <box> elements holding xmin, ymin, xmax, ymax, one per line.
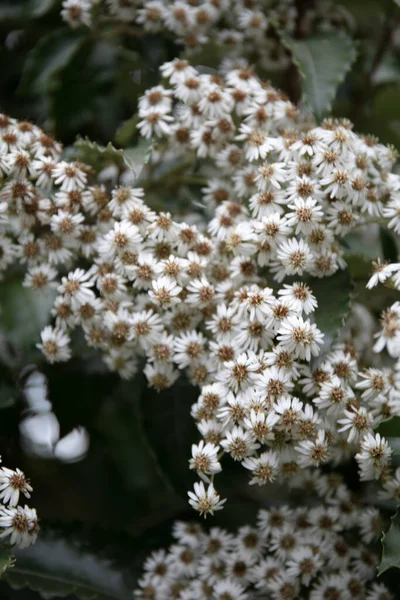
<box><xmin>2</xmin><ymin>0</ymin><xmax>400</xmax><ymax>597</ymax></box>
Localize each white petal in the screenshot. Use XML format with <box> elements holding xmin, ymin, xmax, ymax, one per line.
<box><xmin>54</xmin><ymin>427</ymin><xmax>89</xmax><ymax>463</ymax></box>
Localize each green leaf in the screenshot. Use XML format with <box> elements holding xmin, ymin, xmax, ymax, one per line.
<box><xmin>281</xmin><ymin>31</ymin><xmax>357</xmax><ymax>120</ymax></box>
<box><xmin>0</xmin><ymin>0</ymin><xmax>55</xmax><ymax>20</ymax></box>
<box><xmin>308</xmin><ymin>269</ymin><xmax>354</xmax><ymax>354</ymax></box>
<box><xmin>0</xmin><ymin>383</ymin><xmax>16</xmax><ymax>409</ymax></box>
<box><xmin>122</xmin><ymin>138</ymin><xmax>153</xmax><ymax>177</ymax></box>
<box><xmin>378</xmin><ymin>509</ymin><xmax>400</xmax><ymax>575</ymax></box>
<box><xmin>115</xmin><ymin>115</ymin><xmax>140</xmax><ymax>147</ymax></box>
<box><xmin>95</xmin><ymin>380</ymin><xmax>177</xmax><ymax>499</ymax></box>
<box><xmin>0</xmin><ymin>280</ymin><xmax>56</xmax><ymax>352</ymax></box>
<box><xmin>0</xmin><ymin>549</ymin><xmax>14</xmax><ymax>578</ymax></box>
<box><xmin>74</xmin><ymin>137</ymin><xmax>125</xmax><ymax>170</ymax></box>
<box><xmin>377</xmin><ymin>416</ymin><xmax>400</xmax><ymax>438</ymax></box>
<box><xmin>365</xmin><ymin>84</ymin><xmax>400</xmax><ymax>148</ymax></box>
<box><xmin>6</xmin><ymin>525</ymin><xmax>136</xmax><ymax>600</ymax></box>
<box><xmin>140</xmin><ymin>377</ymin><xmax>199</xmax><ymax>496</ymax></box>
<box><xmin>74</xmin><ymin>136</ymin><xmax>152</xmax><ymax>177</ymax></box>
<box><xmin>19</xmin><ymin>29</ymin><xmax>86</xmax><ymax>95</ymax></box>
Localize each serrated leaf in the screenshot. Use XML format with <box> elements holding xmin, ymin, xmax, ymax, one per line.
<box><xmin>308</xmin><ymin>269</ymin><xmax>354</xmax><ymax>354</ymax></box>
<box><xmin>378</xmin><ymin>509</ymin><xmax>400</xmax><ymax>575</ymax></box>
<box><xmin>74</xmin><ymin>136</ymin><xmax>152</xmax><ymax>177</ymax></box>
<box><xmin>74</xmin><ymin>137</ymin><xmax>125</xmax><ymax>170</ymax></box>
<box><xmin>6</xmin><ymin>526</ymin><xmax>135</xmax><ymax>600</ymax></box>
<box><xmin>281</xmin><ymin>32</ymin><xmax>357</xmax><ymax>120</ymax></box>
<box><xmin>0</xmin><ymin>280</ymin><xmax>57</xmax><ymax>352</ymax></box>
<box><xmin>19</xmin><ymin>30</ymin><xmax>86</xmax><ymax>95</ymax></box>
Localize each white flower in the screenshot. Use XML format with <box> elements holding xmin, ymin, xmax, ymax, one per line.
<box><xmin>23</xmin><ymin>264</ymin><xmax>58</xmax><ymax>292</ymax></box>
<box><xmin>366</xmin><ymin>260</ymin><xmax>399</xmax><ymax>289</ymax></box>
<box><xmin>220</xmin><ymin>425</ymin><xmax>260</xmax><ymax>460</ymax></box>
<box><xmin>338</xmin><ymin>408</ymin><xmax>373</xmax><ymax>443</ymax></box>
<box><xmin>278</xmin><ymin>282</ymin><xmax>317</xmax><ymax>315</ymax></box>
<box><xmin>0</xmin><ymin>505</ymin><xmax>38</xmax><ymax>548</ymax></box>
<box><xmin>37</xmin><ymin>326</ymin><xmax>71</xmax><ymax>363</ymax></box>
<box><xmin>189</xmin><ymin>440</ymin><xmax>222</xmax><ymax>482</ymax></box>
<box><xmin>295</xmin><ymin>430</ymin><xmax>330</xmax><ymax>467</ymax></box>
<box><xmin>277</xmin><ymin>316</ymin><xmax>323</xmax><ymax>361</ymax></box>
<box><xmin>213</xmin><ymin>579</ymin><xmax>247</xmax><ymax>600</ymax></box>
<box><xmin>188</xmin><ymin>482</ymin><xmax>226</xmax><ymax>517</ymax></box>
<box><xmin>58</xmin><ymin>268</ymin><xmax>95</xmax><ymax>308</ymax></box>
<box><xmin>286</xmin><ymin>545</ymin><xmax>323</xmax><ymax>586</ymax></box>
<box><xmin>98</xmin><ymin>221</ymin><xmax>142</xmax><ymax>260</ymax></box>
<box><xmin>276</xmin><ymin>238</ymin><xmax>314</xmax><ymax>279</ymax></box>
<box><xmin>148</xmin><ymin>276</ymin><xmax>182</xmax><ymax>308</ymax></box>
<box><xmin>356</xmin><ymin>433</ymin><xmax>392</xmax><ymax>480</ymax></box>
<box><xmin>52</xmin><ymin>161</ymin><xmax>87</xmax><ymax>191</ymax></box>
<box><xmin>0</xmin><ymin>468</ymin><xmax>32</xmax><ymax>507</ymax></box>
<box><xmin>286</xmin><ymin>197</ymin><xmax>323</xmax><ymax>234</ymax></box>
<box><xmin>144</xmin><ymin>362</ymin><xmax>179</xmax><ymax>391</ymax></box>
<box><xmin>242</xmin><ymin>451</ymin><xmax>279</xmax><ymax>485</ymax></box>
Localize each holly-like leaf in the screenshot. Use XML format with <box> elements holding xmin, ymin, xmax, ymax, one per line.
<box><xmin>6</xmin><ymin>525</ymin><xmax>137</xmax><ymax>599</ymax></box>
<box><xmin>0</xmin><ymin>280</ymin><xmax>56</xmax><ymax>352</ymax></box>
<box><xmin>74</xmin><ymin>136</ymin><xmax>152</xmax><ymax>177</ymax></box>
<box><xmin>74</xmin><ymin>137</ymin><xmax>125</xmax><ymax>170</ymax></box>
<box><xmin>308</xmin><ymin>269</ymin><xmax>354</xmax><ymax>355</ymax></box>
<box><xmin>281</xmin><ymin>31</ymin><xmax>357</xmax><ymax>120</ymax></box>
<box><xmin>19</xmin><ymin>29</ymin><xmax>86</xmax><ymax>95</ymax></box>
<box><xmin>378</xmin><ymin>509</ymin><xmax>400</xmax><ymax>575</ymax></box>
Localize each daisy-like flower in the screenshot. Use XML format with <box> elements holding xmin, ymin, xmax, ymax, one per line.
<box><xmin>278</xmin><ymin>282</ymin><xmax>317</xmax><ymax>315</ymax></box>
<box><xmin>286</xmin><ymin>197</ymin><xmax>323</xmax><ymax>234</ymax></box>
<box><xmin>0</xmin><ymin>468</ymin><xmax>33</xmax><ymax>507</ymax></box>
<box><xmin>295</xmin><ymin>430</ymin><xmax>330</xmax><ymax>467</ymax></box>
<box><xmin>277</xmin><ymin>316</ymin><xmax>323</xmax><ymax>361</ymax></box>
<box><xmin>242</xmin><ymin>451</ymin><xmax>279</xmax><ymax>485</ymax></box>
<box><xmin>275</xmin><ymin>237</ymin><xmax>314</xmax><ymax>280</ymax></box>
<box><xmin>0</xmin><ymin>505</ymin><xmax>38</xmax><ymax>548</ymax></box>
<box><xmin>148</xmin><ymin>276</ymin><xmax>182</xmax><ymax>308</ymax></box>
<box><xmin>188</xmin><ymin>482</ymin><xmax>226</xmax><ymax>517</ymax></box>
<box><xmin>58</xmin><ymin>268</ymin><xmax>95</xmax><ymax>308</ymax></box>
<box><xmin>220</xmin><ymin>425</ymin><xmax>260</xmax><ymax>460</ymax></box>
<box><xmin>213</xmin><ymin>579</ymin><xmax>247</xmax><ymax>600</ymax></box>
<box><xmin>37</xmin><ymin>326</ymin><xmax>71</xmax><ymax>363</ymax></box>
<box><xmin>356</xmin><ymin>433</ymin><xmax>392</xmax><ymax>481</ymax></box>
<box><xmin>23</xmin><ymin>264</ymin><xmax>58</xmax><ymax>292</ymax></box>
<box><xmin>338</xmin><ymin>407</ymin><xmax>373</xmax><ymax>443</ymax></box>
<box><xmin>189</xmin><ymin>440</ymin><xmax>222</xmax><ymax>482</ymax></box>
<box><xmin>52</xmin><ymin>161</ymin><xmax>87</xmax><ymax>191</ymax></box>
<box><xmin>366</xmin><ymin>259</ymin><xmax>399</xmax><ymax>289</ymax></box>
<box><xmin>286</xmin><ymin>545</ymin><xmax>323</xmax><ymax>586</ymax></box>
<box><xmin>98</xmin><ymin>221</ymin><xmax>142</xmax><ymax>260</ymax></box>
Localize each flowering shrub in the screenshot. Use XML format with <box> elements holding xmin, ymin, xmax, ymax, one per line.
<box><xmin>2</xmin><ymin>0</ymin><xmax>400</xmax><ymax>598</ymax></box>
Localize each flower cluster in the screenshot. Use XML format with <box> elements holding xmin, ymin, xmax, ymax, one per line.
<box><xmin>135</xmin><ymin>474</ymin><xmax>391</xmax><ymax>600</ymax></box>
<box><xmin>0</xmin><ymin>457</ymin><xmax>38</xmax><ymax>549</ymax></box>
<box><xmin>60</xmin><ymin>0</ymin><xmax>352</xmax><ymax>72</ymax></box>
<box><xmin>1</xmin><ymin>58</ymin><xmax>400</xmax><ymax>514</ymax></box>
